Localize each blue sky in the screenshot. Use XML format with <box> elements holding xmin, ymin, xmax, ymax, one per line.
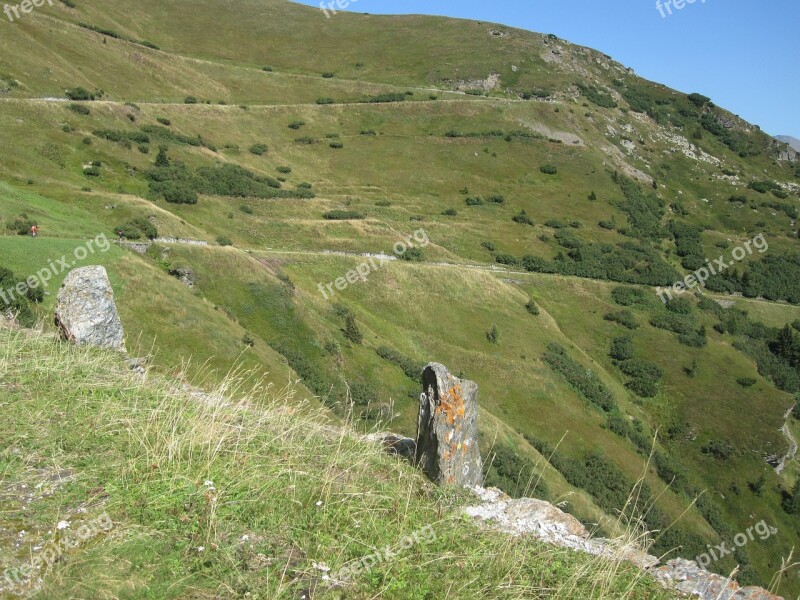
<box><xmin>294</xmin><ymin>0</ymin><xmax>799</xmax><ymax>136</ymax></box>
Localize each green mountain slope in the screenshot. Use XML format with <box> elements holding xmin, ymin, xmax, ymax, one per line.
<box><xmin>1</xmin><ymin>0</ymin><xmax>799</xmax><ymax>595</ymax></box>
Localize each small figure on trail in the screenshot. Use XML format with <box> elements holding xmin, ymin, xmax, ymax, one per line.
<box><xmin>117</xmin><ymin>230</ymin><xmax>125</xmax><ymax>243</ymax></box>
<box><xmin>30</xmin><ymin>224</ymin><xmax>39</xmax><ymax>237</ymax></box>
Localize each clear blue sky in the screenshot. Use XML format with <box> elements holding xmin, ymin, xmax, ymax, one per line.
<box><xmin>294</xmin><ymin>0</ymin><xmax>799</xmax><ymax>136</ymax></box>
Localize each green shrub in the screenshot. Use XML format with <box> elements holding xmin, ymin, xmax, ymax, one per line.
<box><xmin>240</xmin><ymin>205</ymin><xmax>254</xmax><ymax>214</ymax></box>
<box><xmin>9</xmin><ymin>216</ymin><xmax>36</xmax><ymax>236</ymax></box>
<box><xmin>665</xmin><ymin>297</ymin><xmax>693</xmax><ymax>315</ymax></box>
<box><xmin>288</xmin><ymin>120</ymin><xmax>305</xmax><ymax>130</ymax></box>
<box><xmin>363</xmin><ymin>93</ymin><xmax>406</xmax><ymax>103</ymax></box>
<box><xmin>277</xmin><ymin>166</ymin><xmax>292</xmax><ymax>174</ymax></box>
<box><xmin>216</xmin><ymin>235</ymin><xmax>233</xmax><ymax>246</ymax></box>
<box><xmin>525</xmin><ymin>301</ymin><xmax>540</xmax><ymax>316</ymax></box>
<box><xmin>604</xmin><ymin>310</ymin><xmax>639</xmax><ymax>330</ymax></box>
<box><xmin>321</xmin><ymin>72</ymin><xmax>334</xmax><ymax>78</ymax></box>
<box><xmin>441</xmin><ymin>208</ymin><xmax>458</xmax><ymax>216</ymax></box>
<box><xmin>249</xmin><ymin>143</ymin><xmax>268</xmax><ymax>156</ymax></box>
<box><xmin>611</xmin><ymin>286</ymin><xmax>648</xmax><ymax>306</ymax></box>
<box><xmin>399</xmin><ymin>247</ymin><xmax>424</xmax><ymax>262</ymax></box>
<box><xmin>83</xmin><ymin>166</ymin><xmax>101</xmax><ymax>177</ymax></box>
<box><xmin>323</xmin><ymin>210</ymin><xmax>364</xmax><ymax>220</ymax></box>
<box><xmin>295</xmin><ymin>136</ymin><xmax>315</xmax><ymax>144</ymax></box>
<box><xmin>543</xmin><ymin>343</ymin><xmax>616</xmax><ymax>412</ymax></box>
<box><xmin>360</xmin><ymin>129</ymin><xmax>377</xmax><ymax>136</ymax></box>
<box><xmin>465</xmin><ymin>196</ymin><xmax>484</xmax><ymax>206</ymax></box>
<box><xmin>0</xmin><ymin>267</ymin><xmax>35</xmax><ymax>327</ymax></box>
<box><xmin>343</xmin><ymin>314</ymin><xmax>363</xmax><ymax>344</ymax></box>
<box><xmin>376</xmin><ymin>346</ymin><xmax>423</xmax><ymax>381</ymax></box>
<box><xmin>163</xmin><ymin>183</ymin><xmax>198</xmax><ymax>205</ymax></box>
<box><xmin>65</xmin><ymin>87</ymin><xmax>94</xmax><ymax>101</ymax></box>
<box><xmin>736</xmin><ymin>377</ymin><xmax>757</xmax><ymax>388</ymax></box>
<box><xmin>157</xmin><ymin>117</ymin><xmax>171</xmax><ymax>126</ymax></box>
<box><xmin>610</xmin><ymin>336</ymin><xmax>635</xmax><ymax>361</ymax></box>
<box><xmin>184</xmin><ymin>96</ymin><xmax>198</xmax><ymax>104</ymax></box>
<box><xmin>702</xmin><ymin>440</ymin><xmax>735</xmax><ymax>460</ymax></box>
<box><xmin>540</xmin><ymin>164</ymin><xmax>558</xmax><ymax>175</ymax></box>
<box><xmin>486</xmin><ymin>325</ymin><xmax>500</xmax><ymax>344</ymax></box>
<box><xmin>316</xmin><ymin>97</ymin><xmax>335</xmax><ymax>105</ymax></box>
<box><xmin>486</xmin><ymin>194</ymin><xmax>505</xmax><ymax>204</ymax></box>
<box><xmin>512</xmin><ymin>210</ymin><xmax>534</xmax><ymax>225</ymax></box>
<box><xmin>68</xmin><ymin>103</ymin><xmax>91</xmax><ymax>115</ymax></box>
<box><xmin>481</xmin><ymin>241</ymin><xmax>496</xmax><ymax>251</ymax></box>
<box><xmin>329</xmin><ymin>141</ymin><xmax>344</xmax><ymax>149</ymax></box>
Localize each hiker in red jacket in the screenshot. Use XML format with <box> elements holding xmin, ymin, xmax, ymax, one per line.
<box><xmin>30</xmin><ymin>224</ymin><xmax>39</xmax><ymax>237</ymax></box>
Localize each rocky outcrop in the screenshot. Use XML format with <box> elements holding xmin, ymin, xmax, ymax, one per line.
<box><xmin>169</xmin><ymin>267</ymin><xmax>196</xmax><ymax>287</ymax></box>
<box><xmin>54</xmin><ymin>266</ymin><xmax>125</xmax><ymax>352</ymax></box>
<box><xmin>464</xmin><ymin>487</ymin><xmax>783</xmax><ymax>600</ymax></box>
<box><xmin>651</xmin><ymin>559</ymin><xmax>783</xmax><ymax>600</ymax></box>
<box><xmin>415</xmin><ymin>363</ymin><xmax>483</xmax><ymax>486</ymax></box>
<box><xmin>464</xmin><ymin>487</ymin><xmax>658</xmax><ymax>570</ymax></box>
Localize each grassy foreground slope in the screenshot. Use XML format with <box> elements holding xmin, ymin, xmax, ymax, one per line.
<box><xmin>0</xmin><ymin>326</ymin><xmax>671</xmax><ymax>600</ymax></box>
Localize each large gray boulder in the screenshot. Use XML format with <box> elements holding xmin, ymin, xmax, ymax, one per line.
<box><xmin>415</xmin><ymin>363</ymin><xmax>483</xmax><ymax>486</ymax></box>
<box><xmin>55</xmin><ymin>266</ymin><xmax>125</xmax><ymax>352</ymax></box>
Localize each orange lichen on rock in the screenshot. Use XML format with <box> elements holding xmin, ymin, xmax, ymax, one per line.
<box><xmin>435</xmin><ymin>384</ymin><xmax>466</xmax><ymax>426</ymax></box>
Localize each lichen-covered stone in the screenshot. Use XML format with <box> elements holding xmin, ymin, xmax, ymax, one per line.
<box><xmin>55</xmin><ymin>266</ymin><xmax>125</xmax><ymax>352</ymax></box>
<box><xmin>415</xmin><ymin>363</ymin><xmax>483</xmax><ymax>486</ymax></box>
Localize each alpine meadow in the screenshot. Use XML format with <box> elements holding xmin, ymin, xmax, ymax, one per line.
<box><xmin>1</xmin><ymin>1</ymin><xmax>799</xmax><ymax>599</ymax></box>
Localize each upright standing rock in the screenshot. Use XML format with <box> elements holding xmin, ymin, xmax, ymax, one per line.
<box><xmin>55</xmin><ymin>266</ymin><xmax>125</xmax><ymax>352</ymax></box>
<box><xmin>415</xmin><ymin>363</ymin><xmax>483</xmax><ymax>486</ymax></box>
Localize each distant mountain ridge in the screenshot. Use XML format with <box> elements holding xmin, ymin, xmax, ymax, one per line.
<box><xmin>776</xmin><ymin>135</ymin><xmax>800</xmax><ymax>151</ymax></box>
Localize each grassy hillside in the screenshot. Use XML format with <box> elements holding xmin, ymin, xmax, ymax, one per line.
<box><xmin>1</xmin><ymin>0</ymin><xmax>799</xmax><ymax>595</ymax></box>
<box><xmin>0</xmin><ymin>327</ymin><xmax>674</xmax><ymax>599</ymax></box>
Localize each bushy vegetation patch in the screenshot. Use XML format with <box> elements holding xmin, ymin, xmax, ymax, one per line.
<box><xmin>543</xmin><ymin>343</ymin><xmax>616</xmax><ymax>413</ymax></box>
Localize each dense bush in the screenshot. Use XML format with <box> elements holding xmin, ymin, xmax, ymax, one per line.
<box><xmin>525</xmin><ymin>301</ymin><xmax>540</xmax><ymax>316</ymax></box>
<box><xmin>604</xmin><ymin>310</ymin><xmax>639</xmax><ymax>329</ymax></box>
<box><xmin>67</xmin><ymin>103</ymin><xmax>91</xmax><ymax>115</ymax></box>
<box><xmin>543</xmin><ymin>343</ymin><xmax>616</xmax><ymax>412</ymax></box>
<box><xmin>288</xmin><ymin>120</ymin><xmax>305</xmax><ymax>130</ymax></box>
<box><xmin>92</xmin><ymin>129</ymin><xmax>150</xmax><ymax>145</ymax></box>
<box><xmin>485</xmin><ymin>444</ymin><xmax>545</xmax><ymax>499</ymax></box>
<box><xmin>0</xmin><ymin>267</ymin><xmax>35</xmax><ymax>327</ymax></box>
<box><xmin>276</xmin><ymin>166</ymin><xmax>292</xmax><ymax>174</ymax></box>
<box><xmin>65</xmin><ymin>87</ymin><xmax>94</xmax><ymax>101</ymax></box>
<box><xmin>363</xmin><ymin>93</ymin><xmax>406</xmax><ymax>103</ymax></box>
<box><xmin>376</xmin><ymin>346</ymin><xmax>423</xmax><ymax>381</ymax></box>
<box><xmin>399</xmin><ymin>247</ymin><xmax>424</xmax><ymax>262</ymax></box>
<box><xmin>512</xmin><ymin>210</ymin><xmax>533</xmax><ymax>225</ymax></box>
<box><xmin>323</xmin><ymin>210</ymin><xmax>364</xmax><ymax>220</ymax></box>
<box><xmin>486</xmin><ymin>194</ymin><xmax>505</xmax><ymax>204</ymax></box>
<box><xmin>465</xmin><ymin>196</ymin><xmax>484</xmax><ymax>206</ymax></box>
<box><xmin>577</xmin><ymin>84</ymin><xmax>617</xmax><ymax>108</ymax></box>
<box><xmin>610</xmin><ymin>336</ymin><xmax>635</xmax><ymax>361</ymax></box>
<box><xmin>618</xmin><ymin>359</ymin><xmax>663</xmax><ymax>398</ymax></box>
<box><xmin>611</xmin><ymin>286</ymin><xmax>648</xmax><ymax>306</ymax></box>
<box><xmin>316</xmin><ymin>97</ymin><xmax>335</xmax><ymax>105</ymax></box>
<box><xmin>114</xmin><ymin>217</ymin><xmax>158</xmax><ymax>240</ymax></box>
<box><xmin>702</xmin><ymin>440</ymin><xmax>736</xmax><ymax>460</ymax></box>
<box><xmin>539</xmin><ymin>164</ymin><xmax>558</xmax><ymax>175</ymax></box>
<box><xmin>343</xmin><ymin>314</ymin><xmax>363</xmax><ymax>344</ymax></box>
<box><xmin>441</xmin><ymin>208</ymin><xmax>458</xmax><ymax>217</ymax></box>
<box><xmin>249</xmin><ymin>143</ymin><xmax>268</xmax><ymax>156</ymax></box>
